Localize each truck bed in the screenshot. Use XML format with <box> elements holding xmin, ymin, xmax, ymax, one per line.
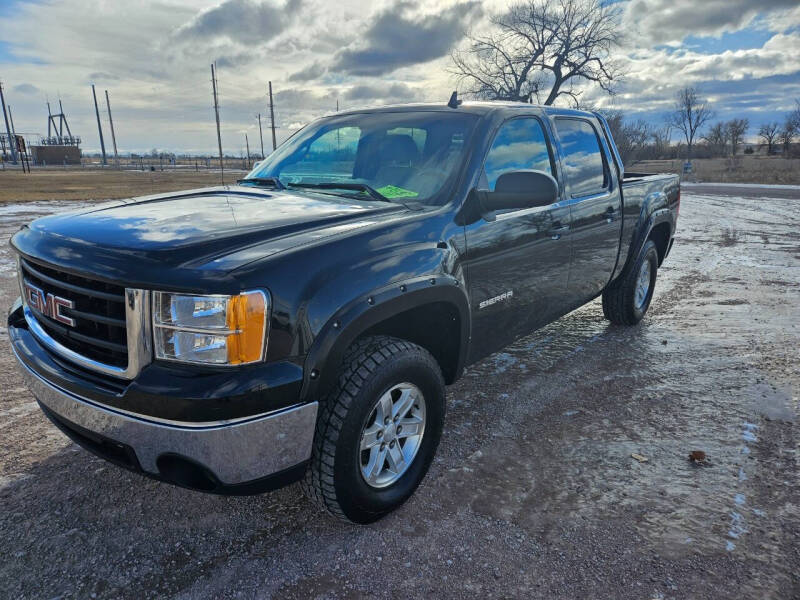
<box><xmin>621</xmin><ymin>172</ymin><xmax>677</xmax><ymax>184</ymax></box>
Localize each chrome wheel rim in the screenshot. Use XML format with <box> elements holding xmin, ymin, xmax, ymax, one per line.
<box><xmin>635</xmin><ymin>259</ymin><xmax>652</xmax><ymax>310</ymax></box>
<box><xmin>359</xmin><ymin>382</ymin><xmax>426</xmax><ymax>488</ymax></box>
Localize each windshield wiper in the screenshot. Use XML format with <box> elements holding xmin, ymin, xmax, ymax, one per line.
<box><xmin>287</xmin><ymin>182</ymin><xmax>389</xmax><ymax>202</ymax></box>
<box><xmin>237</xmin><ymin>177</ymin><xmax>286</xmax><ymax>190</ymax></box>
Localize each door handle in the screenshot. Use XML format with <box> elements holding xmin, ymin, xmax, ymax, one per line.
<box><xmin>604</xmin><ymin>206</ymin><xmax>616</xmax><ymax>223</ymax></box>
<box><xmin>549</xmin><ymin>224</ymin><xmax>570</xmax><ymax>240</ymax></box>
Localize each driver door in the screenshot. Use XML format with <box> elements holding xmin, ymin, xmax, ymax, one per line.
<box><xmin>464</xmin><ymin>116</ymin><xmax>571</xmax><ymax>363</ymax></box>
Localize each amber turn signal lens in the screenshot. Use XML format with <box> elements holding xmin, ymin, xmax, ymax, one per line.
<box><xmin>226</xmin><ymin>291</ymin><xmax>267</xmax><ymax>364</ymax></box>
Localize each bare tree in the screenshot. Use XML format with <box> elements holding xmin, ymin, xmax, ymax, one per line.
<box><xmin>779</xmin><ymin>117</ymin><xmax>796</xmax><ymax>155</ymax></box>
<box><xmin>726</xmin><ymin>118</ymin><xmax>749</xmax><ymax>156</ymax></box>
<box><xmin>790</xmin><ymin>99</ymin><xmax>800</xmax><ymax>129</ymax></box>
<box><xmin>607</xmin><ymin>114</ymin><xmax>651</xmax><ymax>165</ymax></box>
<box><xmin>649</xmin><ymin>125</ymin><xmax>672</xmax><ymax>159</ymax></box>
<box><xmin>758</xmin><ymin>122</ymin><xmax>780</xmax><ymax>155</ymax></box>
<box><xmin>666</xmin><ymin>87</ymin><xmax>713</xmax><ymax>161</ymax></box>
<box><xmin>703</xmin><ymin>122</ymin><xmax>727</xmax><ymax>158</ymax></box>
<box><xmin>450</xmin><ymin>0</ymin><xmax>623</xmax><ymax>106</ymax></box>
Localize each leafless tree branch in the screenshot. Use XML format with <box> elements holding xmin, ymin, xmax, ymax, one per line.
<box><xmin>449</xmin><ymin>0</ymin><xmax>624</xmax><ymax>105</ymax></box>
<box><xmin>666</xmin><ymin>87</ymin><xmax>714</xmax><ymax>160</ymax></box>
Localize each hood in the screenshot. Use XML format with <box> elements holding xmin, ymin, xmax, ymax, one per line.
<box><xmin>12</xmin><ymin>186</ymin><xmax>405</xmax><ymax>290</ymax></box>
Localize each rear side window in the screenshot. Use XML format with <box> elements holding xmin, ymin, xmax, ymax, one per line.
<box><xmin>484</xmin><ymin>118</ymin><xmax>553</xmax><ymax>191</ymax></box>
<box><xmin>555</xmin><ymin>118</ymin><xmax>607</xmax><ymax>197</ymax></box>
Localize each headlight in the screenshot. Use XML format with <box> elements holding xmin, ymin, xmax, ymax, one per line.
<box><xmin>152</xmin><ymin>290</ymin><xmax>268</xmax><ymax>365</ymax></box>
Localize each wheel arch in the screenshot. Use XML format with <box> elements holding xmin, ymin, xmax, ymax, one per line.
<box><xmin>613</xmin><ymin>208</ymin><xmax>674</xmax><ymax>285</ymax></box>
<box><xmin>299</xmin><ymin>276</ymin><xmax>471</xmax><ymax>403</ymax></box>
<box><xmin>647</xmin><ymin>221</ymin><xmax>672</xmax><ymax>266</ymax></box>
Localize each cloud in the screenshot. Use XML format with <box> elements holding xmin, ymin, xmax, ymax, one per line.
<box><xmin>618</xmin><ymin>31</ymin><xmax>800</xmax><ymax>96</ymax></box>
<box><xmin>13</xmin><ymin>83</ymin><xmax>39</xmax><ymax>94</ymax></box>
<box><xmin>0</xmin><ymin>0</ymin><xmax>796</xmax><ymax>153</ymax></box>
<box><xmin>88</xmin><ymin>72</ymin><xmax>120</xmax><ymax>82</ymax></box>
<box><xmin>331</xmin><ymin>1</ymin><xmax>483</xmax><ymax>76</ymax></box>
<box><xmin>343</xmin><ymin>82</ymin><xmax>419</xmax><ymax>103</ymax></box>
<box><xmin>172</xmin><ymin>0</ymin><xmax>304</xmax><ymax>45</ymax></box>
<box><xmin>288</xmin><ymin>61</ymin><xmax>326</xmax><ymax>82</ymax></box>
<box><xmin>623</xmin><ymin>0</ymin><xmax>798</xmax><ymax>45</ymax></box>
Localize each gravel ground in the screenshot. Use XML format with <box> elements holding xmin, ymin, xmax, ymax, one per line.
<box><xmin>0</xmin><ymin>186</ymin><xmax>798</xmax><ymax>599</ymax></box>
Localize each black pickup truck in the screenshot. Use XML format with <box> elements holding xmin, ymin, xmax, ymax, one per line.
<box><xmin>8</xmin><ymin>101</ymin><xmax>679</xmax><ymax>523</ymax></box>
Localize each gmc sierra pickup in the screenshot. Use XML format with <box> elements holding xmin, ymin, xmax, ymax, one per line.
<box><xmin>8</xmin><ymin>100</ymin><xmax>679</xmax><ymax>523</ymax></box>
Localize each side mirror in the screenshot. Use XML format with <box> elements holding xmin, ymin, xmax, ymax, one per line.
<box><xmin>480</xmin><ymin>170</ymin><xmax>559</xmax><ymax>213</ymax></box>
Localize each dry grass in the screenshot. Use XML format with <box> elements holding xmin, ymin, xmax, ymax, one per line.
<box><xmin>0</xmin><ymin>169</ymin><xmax>235</xmax><ymax>203</ymax></box>
<box><xmin>2</xmin><ymin>156</ymin><xmax>797</xmax><ymax>205</ymax></box>
<box><xmin>632</xmin><ymin>156</ymin><xmax>800</xmax><ymax>184</ymax></box>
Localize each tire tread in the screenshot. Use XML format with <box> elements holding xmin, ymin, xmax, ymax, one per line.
<box><xmin>301</xmin><ymin>335</ymin><xmax>439</xmax><ymax>521</ymax></box>
<box><xmin>602</xmin><ymin>239</ymin><xmax>658</xmax><ymax>325</ymax></box>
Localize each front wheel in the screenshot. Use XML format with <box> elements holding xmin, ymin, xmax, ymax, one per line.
<box><xmin>602</xmin><ymin>239</ymin><xmax>659</xmax><ymax>325</ymax></box>
<box><xmin>302</xmin><ymin>336</ymin><xmax>445</xmax><ymax>523</ymax></box>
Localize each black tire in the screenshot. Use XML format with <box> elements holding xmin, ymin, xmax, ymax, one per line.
<box><xmin>301</xmin><ymin>335</ymin><xmax>445</xmax><ymax>524</ymax></box>
<box><xmin>602</xmin><ymin>239</ymin><xmax>659</xmax><ymax>325</ymax></box>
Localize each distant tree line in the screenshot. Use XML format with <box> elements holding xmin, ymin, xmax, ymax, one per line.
<box><xmin>605</xmin><ymin>90</ymin><xmax>800</xmax><ymax>166</ymax></box>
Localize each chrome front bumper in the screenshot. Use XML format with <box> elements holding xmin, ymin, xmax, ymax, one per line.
<box><xmin>15</xmin><ymin>354</ymin><xmax>318</xmax><ymax>486</ymax></box>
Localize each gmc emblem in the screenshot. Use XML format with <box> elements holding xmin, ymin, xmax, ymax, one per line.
<box><xmin>23</xmin><ymin>280</ymin><xmax>76</xmax><ymax>327</ymax></box>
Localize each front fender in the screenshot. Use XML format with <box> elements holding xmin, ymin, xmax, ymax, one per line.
<box><xmin>299</xmin><ymin>274</ymin><xmax>471</xmax><ymax>403</ymax></box>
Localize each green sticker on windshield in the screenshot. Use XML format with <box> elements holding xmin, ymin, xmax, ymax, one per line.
<box><xmin>376</xmin><ymin>185</ymin><xmax>419</xmax><ymax>199</ymax></box>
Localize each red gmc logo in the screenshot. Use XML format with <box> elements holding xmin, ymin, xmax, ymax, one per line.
<box><xmin>23</xmin><ymin>280</ymin><xmax>76</xmax><ymax>327</ymax></box>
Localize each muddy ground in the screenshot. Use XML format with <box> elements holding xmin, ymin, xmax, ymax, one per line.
<box><xmin>0</xmin><ymin>186</ymin><xmax>798</xmax><ymax>599</ymax></box>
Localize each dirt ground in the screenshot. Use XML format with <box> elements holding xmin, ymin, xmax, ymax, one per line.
<box><xmin>0</xmin><ymin>169</ymin><xmax>242</xmax><ymax>203</ymax></box>
<box><xmin>0</xmin><ymin>185</ymin><xmax>798</xmax><ymax>599</ymax></box>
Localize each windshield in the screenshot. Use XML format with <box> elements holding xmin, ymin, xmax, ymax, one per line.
<box><xmin>245</xmin><ymin>111</ymin><xmax>479</xmax><ymax>206</ymax></box>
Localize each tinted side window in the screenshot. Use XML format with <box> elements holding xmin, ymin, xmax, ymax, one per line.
<box><xmin>484</xmin><ymin>118</ymin><xmax>553</xmax><ymax>191</ymax></box>
<box><xmin>555</xmin><ymin>119</ymin><xmax>607</xmax><ymax>197</ymax></box>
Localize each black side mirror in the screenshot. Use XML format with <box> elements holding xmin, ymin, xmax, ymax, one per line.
<box><xmin>479</xmin><ymin>170</ymin><xmax>559</xmax><ymax>214</ymax></box>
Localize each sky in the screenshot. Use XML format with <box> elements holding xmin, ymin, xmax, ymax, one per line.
<box><xmin>0</xmin><ymin>0</ymin><xmax>798</xmax><ymax>155</ymax></box>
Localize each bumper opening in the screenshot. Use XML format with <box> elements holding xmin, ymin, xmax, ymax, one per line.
<box><xmin>156</xmin><ymin>454</ymin><xmax>218</xmax><ymax>492</ymax></box>
<box><xmin>40</xmin><ymin>402</ymin><xmax>141</xmax><ymax>472</ymax></box>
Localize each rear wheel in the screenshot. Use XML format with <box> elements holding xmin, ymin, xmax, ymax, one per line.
<box><xmin>602</xmin><ymin>239</ymin><xmax>659</xmax><ymax>325</ymax></box>
<box><xmin>302</xmin><ymin>336</ymin><xmax>445</xmax><ymax>523</ymax></box>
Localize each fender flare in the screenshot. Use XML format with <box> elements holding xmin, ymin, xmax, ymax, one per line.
<box><xmin>614</xmin><ymin>205</ymin><xmax>674</xmax><ymax>284</ymax></box>
<box><xmin>298</xmin><ymin>274</ymin><xmax>471</xmax><ymax>403</ymax></box>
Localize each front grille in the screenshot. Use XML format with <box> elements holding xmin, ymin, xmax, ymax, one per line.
<box><xmin>20</xmin><ymin>258</ymin><xmax>129</xmax><ymax>368</ymax></box>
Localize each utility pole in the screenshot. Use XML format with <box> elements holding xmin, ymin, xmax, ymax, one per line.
<box><xmin>257</xmin><ymin>113</ymin><xmax>264</xmax><ymax>158</ymax></box>
<box><xmin>0</xmin><ymin>81</ymin><xmax>18</xmax><ymax>164</ymax></box>
<box><xmin>268</xmin><ymin>81</ymin><xmax>276</xmax><ymax>151</ymax></box>
<box><xmin>245</xmin><ymin>133</ymin><xmax>251</xmax><ymax>168</ymax></box>
<box><xmin>211</xmin><ymin>63</ymin><xmax>224</xmax><ymax>184</ymax></box>
<box><xmin>104</xmin><ymin>90</ymin><xmax>119</xmax><ymax>165</ymax></box>
<box><xmin>8</xmin><ymin>105</ymin><xmax>16</xmax><ymax>138</ymax></box>
<box><xmin>91</xmin><ymin>84</ymin><xmax>107</xmax><ymax>166</ymax></box>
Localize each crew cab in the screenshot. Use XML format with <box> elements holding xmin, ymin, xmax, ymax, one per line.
<box><xmin>8</xmin><ymin>100</ymin><xmax>679</xmax><ymax>523</ymax></box>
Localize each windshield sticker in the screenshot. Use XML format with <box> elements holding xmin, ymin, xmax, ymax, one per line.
<box><xmin>376</xmin><ymin>185</ymin><xmax>419</xmax><ymax>199</ymax></box>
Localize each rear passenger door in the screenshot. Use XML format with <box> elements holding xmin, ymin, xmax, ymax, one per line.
<box><xmin>553</xmin><ymin>117</ymin><xmax>622</xmax><ymax>302</ymax></box>
<box><xmin>464</xmin><ymin>116</ymin><xmax>571</xmax><ymax>363</ymax></box>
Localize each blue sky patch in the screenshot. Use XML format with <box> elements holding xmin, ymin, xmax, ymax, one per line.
<box><xmin>683</xmin><ymin>28</ymin><xmax>774</xmax><ymax>54</ymax></box>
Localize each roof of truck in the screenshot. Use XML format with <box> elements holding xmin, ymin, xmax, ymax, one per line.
<box><xmin>330</xmin><ymin>100</ymin><xmax>594</xmax><ymax>119</ymax></box>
